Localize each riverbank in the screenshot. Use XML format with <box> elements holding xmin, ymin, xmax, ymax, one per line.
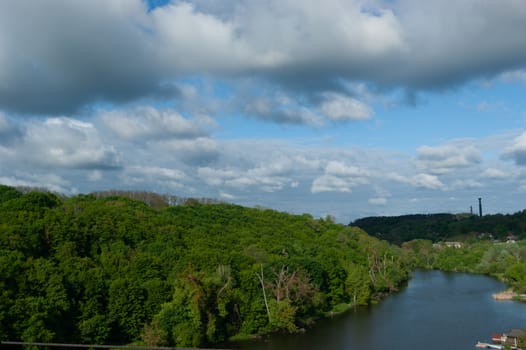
<box><xmin>230</xmin><ymin>271</ymin><xmax>526</xmax><ymax>350</ymax></box>
<box><xmin>492</xmin><ymin>289</ymin><xmax>526</xmax><ymax>302</ymax></box>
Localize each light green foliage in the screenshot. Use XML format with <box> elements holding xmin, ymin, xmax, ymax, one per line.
<box><xmin>0</xmin><ymin>186</ymin><xmax>410</xmax><ymax>347</ymax></box>
<box><xmin>268</xmin><ymin>300</ymin><xmax>297</xmax><ymax>333</ymax></box>
<box><xmin>345</xmin><ymin>264</ymin><xmax>371</xmax><ymax>306</ymax></box>
<box><xmin>401</xmin><ymin>239</ymin><xmax>435</xmax><ymax>268</ymax></box>
<box><xmin>405</xmin><ymin>240</ymin><xmax>526</xmax><ymax>294</ymax></box>
<box><xmin>504</xmin><ymin>262</ymin><xmax>526</xmax><ymax>293</ymax></box>
<box><xmin>155</xmin><ymin>269</ymin><xmax>207</xmax><ymax>347</ymax></box>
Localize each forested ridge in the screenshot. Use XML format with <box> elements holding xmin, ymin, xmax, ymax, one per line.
<box><xmin>0</xmin><ymin>185</ymin><xmax>410</xmax><ymax>348</ymax></box>
<box><xmin>352</xmin><ymin>211</ymin><xmax>526</xmax><ymax>295</ymax></box>
<box><xmin>351</xmin><ymin>212</ymin><xmax>526</xmax><ymax>245</ymax></box>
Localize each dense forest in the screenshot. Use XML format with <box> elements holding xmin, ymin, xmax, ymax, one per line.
<box><xmin>0</xmin><ymin>185</ymin><xmax>410</xmax><ymax>348</ymax></box>
<box><xmin>351</xmin><ymin>212</ymin><xmax>526</xmax><ymax>245</ymax></box>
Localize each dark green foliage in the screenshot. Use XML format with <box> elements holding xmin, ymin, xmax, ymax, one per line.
<box><xmin>352</xmin><ymin>212</ymin><xmax>526</xmax><ymax>245</ymax></box>
<box><xmin>0</xmin><ymin>185</ymin><xmax>22</xmax><ymax>204</ymax></box>
<box><xmin>0</xmin><ymin>186</ymin><xmax>410</xmax><ymax>347</ymax></box>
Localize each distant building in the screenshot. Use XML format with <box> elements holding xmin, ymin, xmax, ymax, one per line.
<box><xmin>445</xmin><ymin>241</ymin><xmax>463</xmax><ymax>248</ymax></box>
<box><xmin>492</xmin><ymin>329</ymin><xmax>524</xmax><ymax>347</ymax></box>
<box><xmin>506</xmin><ymin>234</ymin><xmax>519</xmax><ymax>243</ymax></box>
<box><xmin>433</xmin><ymin>241</ymin><xmax>463</xmax><ymax>248</ymax></box>
<box><xmin>504</xmin><ymin>329</ymin><xmax>523</xmax><ymax>347</ymax></box>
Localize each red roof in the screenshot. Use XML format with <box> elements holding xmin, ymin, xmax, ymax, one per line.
<box><xmin>491</xmin><ymin>333</ymin><xmax>503</xmax><ymax>343</ymax></box>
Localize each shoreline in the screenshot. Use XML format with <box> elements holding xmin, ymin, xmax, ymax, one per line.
<box><xmin>492</xmin><ymin>289</ymin><xmax>526</xmax><ymax>301</ymax></box>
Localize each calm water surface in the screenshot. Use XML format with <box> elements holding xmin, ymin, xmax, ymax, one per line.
<box><xmin>232</xmin><ymin>270</ymin><xmax>526</xmax><ymax>350</ymax></box>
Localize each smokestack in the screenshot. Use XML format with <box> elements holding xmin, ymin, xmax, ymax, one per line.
<box><xmin>478</xmin><ymin>197</ymin><xmax>482</xmax><ymax>217</ymax></box>
<box><xmin>470</xmin><ymin>206</ymin><xmax>473</xmax><ymax>215</ymax></box>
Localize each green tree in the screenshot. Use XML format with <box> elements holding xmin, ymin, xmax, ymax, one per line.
<box><xmin>108</xmin><ymin>278</ymin><xmax>146</xmax><ymax>342</ymax></box>
<box><xmin>345</xmin><ymin>264</ymin><xmax>371</xmax><ymax>306</ymax></box>
<box><xmin>504</xmin><ymin>262</ymin><xmax>526</xmax><ymax>293</ymax></box>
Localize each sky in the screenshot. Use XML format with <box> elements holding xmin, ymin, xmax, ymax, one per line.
<box><xmin>1</xmin><ymin>0</ymin><xmax>526</xmax><ymax>223</ymax></box>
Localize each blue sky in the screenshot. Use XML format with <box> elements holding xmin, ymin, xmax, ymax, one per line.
<box><xmin>1</xmin><ymin>0</ymin><xmax>526</xmax><ymax>222</ymax></box>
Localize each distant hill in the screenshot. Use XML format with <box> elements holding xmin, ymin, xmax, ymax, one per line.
<box><xmin>350</xmin><ymin>211</ymin><xmax>526</xmax><ymax>245</ymax></box>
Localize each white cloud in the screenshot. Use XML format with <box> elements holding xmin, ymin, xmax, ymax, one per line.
<box><xmin>499</xmin><ymin>69</ymin><xmax>526</xmax><ymax>86</ymax></box>
<box><xmin>481</xmin><ymin>168</ymin><xmax>509</xmax><ymax>179</ymax></box>
<box><xmin>156</xmin><ymin>137</ymin><xmax>220</xmax><ymax>165</ymax></box>
<box><xmin>227</xmin><ymin>174</ymin><xmax>289</xmax><ymax>193</ymax></box>
<box><xmin>1</xmin><ymin>0</ymin><xmax>526</xmax><ymax>118</ymax></box>
<box><xmin>243</xmin><ymin>92</ymin><xmax>324</xmax><ymax>126</ymax></box>
<box><xmin>195</xmin><ymin>147</ymin><xmax>319</xmax><ymax>194</ymax></box>
<box><xmin>311</xmin><ymin>175</ymin><xmax>354</xmax><ymax>194</ymax></box>
<box><xmin>450</xmin><ymin>179</ymin><xmax>483</xmax><ymax>190</ymax></box>
<box><xmin>219</xmin><ymin>191</ymin><xmax>236</xmax><ymax>200</ymax></box>
<box><xmin>234</xmin><ymin>0</ymin><xmax>404</xmax><ymax>65</ymax></box>
<box><xmin>416</xmin><ymin>144</ymin><xmax>482</xmax><ymax>174</ymax></box>
<box><xmin>388</xmin><ymin>172</ymin><xmax>447</xmax><ymax>191</ymax></box>
<box><xmin>153</xmin><ymin>2</ymin><xmax>256</xmax><ymax>73</ymax></box>
<box><xmin>198</xmin><ymin>164</ymin><xmax>292</xmax><ymax>193</ymax></box>
<box><xmin>87</xmin><ymin>170</ymin><xmax>103</xmax><ymax>182</ymax></box>
<box><xmin>411</xmin><ymin>173</ymin><xmax>447</xmax><ymax>190</ymax></box>
<box><xmin>0</xmin><ymin>173</ymin><xmax>73</xmax><ymax>194</ymax></box>
<box><xmin>100</xmin><ymin>107</ymin><xmax>208</xmax><ymax>141</ymax></box>
<box><xmin>368</xmin><ymin>197</ymin><xmax>387</xmax><ymax>205</ymax></box>
<box><xmin>311</xmin><ymin>160</ymin><xmax>370</xmax><ymax>193</ymax></box>
<box><xmin>23</xmin><ymin>117</ymin><xmax>120</xmax><ymax>169</ymax></box>
<box><xmin>198</xmin><ymin>167</ymin><xmax>236</xmax><ymax>187</ymax></box>
<box><xmin>503</xmin><ymin>131</ymin><xmax>526</xmax><ymax>166</ymax></box>
<box><xmin>320</xmin><ymin>93</ymin><xmax>372</xmax><ymax>121</ymax></box>
<box><xmin>129</xmin><ymin>166</ymin><xmax>186</xmax><ymax>181</ymax></box>
<box><xmin>122</xmin><ymin>166</ymin><xmax>188</xmax><ymax>190</ymax></box>
<box><xmin>325</xmin><ymin>161</ymin><xmax>370</xmax><ymax>178</ymax></box>
<box><xmin>0</xmin><ymin>110</ymin><xmax>524</xmax><ymax>221</ymax></box>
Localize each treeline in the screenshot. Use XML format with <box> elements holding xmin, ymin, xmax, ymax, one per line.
<box><xmin>91</xmin><ymin>190</ymin><xmax>225</xmax><ymax>208</ymax></box>
<box><xmin>0</xmin><ymin>185</ymin><xmax>410</xmax><ymax>348</ymax></box>
<box><xmin>351</xmin><ymin>212</ymin><xmax>526</xmax><ymax>245</ymax></box>
<box><xmin>402</xmin><ymin>239</ymin><xmax>526</xmax><ymax>293</ymax></box>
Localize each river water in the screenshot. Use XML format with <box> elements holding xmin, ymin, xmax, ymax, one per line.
<box><xmin>232</xmin><ymin>270</ymin><xmax>526</xmax><ymax>350</ymax></box>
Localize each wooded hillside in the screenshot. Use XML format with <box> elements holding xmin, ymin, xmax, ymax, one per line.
<box><xmin>352</xmin><ymin>212</ymin><xmax>526</xmax><ymax>245</ymax></box>
<box><xmin>0</xmin><ymin>185</ymin><xmax>409</xmax><ymax>348</ymax></box>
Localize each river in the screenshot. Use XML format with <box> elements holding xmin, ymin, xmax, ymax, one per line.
<box><xmin>232</xmin><ymin>270</ymin><xmax>526</xmax><ymax>350</ymax></box>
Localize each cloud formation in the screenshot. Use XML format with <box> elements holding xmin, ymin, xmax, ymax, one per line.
<box><xmin>416</xmin><ymin>144</ymin><xmax>482</xmax><ymax>174</ymax></box>
<box><xmin>1</xmin><ymin>1</ymin><xmax>526</xmax><ymax>222</ymax></box>
<box><xmin>100</xmin><ymin>107</ymin><xmax>209</xmax><ymax>141</ymax></box>
<box><xmin>0</xmin><ymin>113</ymin><xmax>22</xmax><ymax>145</ymax></box>
<box><xmin>504</xmin><ymin>132</ymin><xmax>526</xmax><ymax>166</ymax></box>
<box><xmin>0</xmin><ymin>0</ymin><xmax>159</xmax><ymax>115</ymax></box>
<box><xmin>320</xmin><ymin>93</ymin><xmax>372</xmax><ymax>121</ymax></box>
<box><xmin>0</xmin><ymin>107</ymin><xmax>524</xmax><ymax>220</ymax></box>
<box><xmin>2</xmin><ymin>0</ymin><xmax>526</xmax><ymax>120</ymax></box>
<box><xmin>21</xmin><ymin>118</ymin><xmax>120</xmax><ymax>169</ymax></box>
<box><xmin>311</xmin><ymin>161</ymin><xmax>371</xmax><ymax>193</ymax></box>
